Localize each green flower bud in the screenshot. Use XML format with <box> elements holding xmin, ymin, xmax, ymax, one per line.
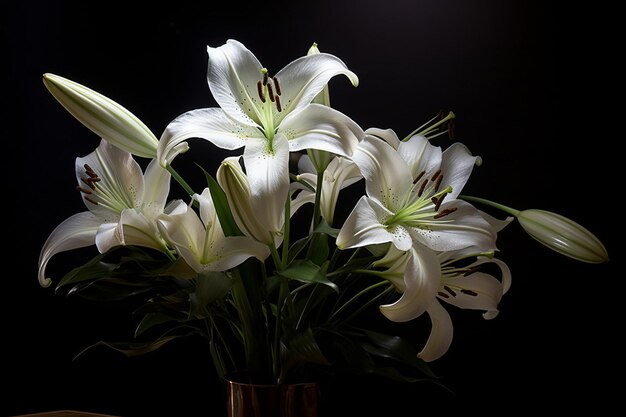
<box><xmin>43</xmin><ymin>73</ymin><xmax>158</xmax><ymax>158</ymax></box>
<box><xmin>517</xmin><ymin>209</ymin><xmax>608</xmax><ymax>263</ymax></box>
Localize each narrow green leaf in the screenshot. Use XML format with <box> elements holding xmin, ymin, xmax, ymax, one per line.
<box><xmin>201</xmin><ymin>167</ymin><xmax>242</xmax><ymax>237</ymax></box>
<box><xmin>135</xmin><ymin>313</ymin><xmax>175</xmax><ymax>337</ymax></box>
<box><xmin>277</xmin><ymin>260</ymin><xmax>338</xmax><ymax>292</ymax></box>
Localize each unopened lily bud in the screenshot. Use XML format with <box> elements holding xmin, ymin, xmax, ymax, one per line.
<box><xmin>216</xmin><ymin>157</ymin><xmax>273</xmax><ymax>245</ymax></box>
<box><xmin>517</xmin><ymin>209</ymin><xmax>608</xmax><ymax>264</ymax></box>
<box><xmin>43</xmin><ymin>73</ymin><xmax>159</xmax><ymax>158</ymax></box>
<box><xmin>306</xmin><ymin>43</ymin><xmax>331</xmax><ymax>107</ymax></box>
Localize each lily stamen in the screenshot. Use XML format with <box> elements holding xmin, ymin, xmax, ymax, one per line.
<box><xmin>81</xmin><ymin>177</ymin><xmax>96</xmax><ymax>190</ymax></box>
<box><xmin>275</xmin><ymin>95</ymin><xmax>282</xmax><ymax>112</ymax></box>
<box><xmin>257</xmin><ymin>81</ymin><xmax>266</xmax><ymax>103</ymax></box>
<box><xmin>84</xmin><ymin>195</ymin><xmax>98</xmax><ymax>205</ymax></box>
<box><xmin>267</xmin><ymin>82</ymin><xmax>276</xmax><ymax>102</ymax></box>
<box><xmin>75</xmin><ymin>186</ymin><xmax>92</xmax><ymax>194</ymax></box>
<box><xmin>463</xmin><ymin>266</ymin><xmax>481</xmax><ymax>276</ymax></box>
<box><xmin>444</xmin><ymin>285</ymin><xmax>456</xmax><ymax>297</ymax></box>
<box><xmin>434</xmin><ymin>207</ymin><xmax>457</xmax><ymax>219</ymax></box>
<box><xmin>413</xmin><ymin>170</ymin><xmax>425</xmax><ymax>185</ymax></box>
<box><xmin>433</xmin><ymin>175</ymin><xmax>443</xmax><ymax>193</ymax></box>
<box><xmin>272</xmin><ymin>76</ymin><xmax>281</xmax><ymax>95</ymax></box>
<box><xmin>417</xmin><ymin>179</ymin><xmax>428</xmax><ymax>197</ymax></box>
<box><xmin>460</xmin><ymin>289</ymin><xmax>478</xmax><ymax>296</ymax></box>
<box><xmin>430</xmin><ymin>170</ymin><xmax>441</xmax><ymax>182</ymax></box>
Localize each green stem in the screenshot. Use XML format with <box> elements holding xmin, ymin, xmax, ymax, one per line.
<box><xmin>166</xmin><ymin>164</ymin><xmax>195</xmax><ymax>197</ymax></box>
<box><xmin>337</xmin><ymin>285</ymin><xmax>394</xmax><ymax>327</ymax></box>
<box><xmin>312</xmin><ymin>171</ymin><xmax>324</xmax><ymax>230</ymax></box>
<box><xmin>281</xmin><ymin>194</ymin><xmax>291</xmax><ymax>270</ymax></box>
<box><xmin>329</xmin><ymin>280</ymin><xmax>389</xmax><ymax>322</ymax></box>
<box><xmin>459</xmin><ymin>194</ymin><xmax>521</xmax><ymax>217</ymax></box>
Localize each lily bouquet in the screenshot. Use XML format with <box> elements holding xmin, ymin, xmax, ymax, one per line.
<box><xmin>39</xmin><ymin>40</ymin><xmax>608</xmax><ymax>388</ymax></box>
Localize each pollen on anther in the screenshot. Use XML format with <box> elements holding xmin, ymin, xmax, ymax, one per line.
<box><xmin>84</xmin><ymin>195</ymin><xmax>98</xmax><ymax>205</ymax></box>
<box><xmin>430</xmin><ymin>170</ymin><xmax>441</xmax><ymax>182</ymax></box>
<box><xmin>257</xmin><ymin>81</ymin><xmax>266</xmax><ymax>103</ymax></box>
<box><xmin>461</xmin><ymin>289</ymin><xmax>478</xmax><ymax>296</ymax></box>
<box><xmin>413</xmin><ymin>170</ymin><xmax>425</xmax><ymax>185</ymax></box>
<box><xmin>438</xmin><ymin>291</ymin><xmax>450</xmax><ymax>299</ymax></box>
<box><xmin>272</xmin><ymin>76</ymin><xmax>281</xmax><ymax>95</ymax></box>
<box><xmin>76</xmin><ymin>186</ymin><xmax>92</xmax><ymax>194</ymax></box>
<box><xmin>433</xmin><ymin>175</ymin><xmax>443</xmax><ymax>193</ymax></box>
<box><xmin>267</xmin><ymin>83</ymin><xmax>276</xmax><ymax>102</ymax></box>
<box><xmin>444</xmin><ymin>285</ymin><xmax>457</xmax><ymax>297</ymax></box>
<box><xmin>81</xmin><ymin>177</ymin><xmax>96</xmax><ymax>190</ymax></box>
<box><xmin>417</xmin><ymin>179</ymin><xmax>428</xmax><ymax>197</ymax></box>
<box><xmin>434</xmin><ymin>207</ymin><xmax>457</xmax><ymax>219</ymax></box>
<box><xmin>275</xmin><ymin>95</ymin><xmax>282</xmax><ymax>112</ymax></box>
<box><xmin>463</xmin><ymin>266</ymin><xmax>481</xmax><ymax>276</ymax></box>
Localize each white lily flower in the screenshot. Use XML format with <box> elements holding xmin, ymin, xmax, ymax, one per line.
<box><xmin>337</xmin><ymin>133</ymin><xmax>497</xmax><ymax>253</ymax></box>
<box><xmin>38</xmin><ymin>140</ymin><xmax>171</xmax><ymax>287</ymax></box>
<box><xmin>418</xmin><ymin>249</ymin><xmax>511</xmax><ymax>362</ymax></box>
<box><xmin>158</xmin><ymin>39</ymin><xmax>363</xmax><ymax>223</ymax></box>
<box><xmin>42</xmin><ymin>74</ymin><xmax>159</xmax><ymax>158</ymax></box>
<box><xmin>157</xmin><ymin>188</ymin><xmax>270</xmax><ymax>273</ymax></box>
<box><xmin>291</xmin><ymin>155</ymin><xmax>362</xmax><ymax>225</ymax></box>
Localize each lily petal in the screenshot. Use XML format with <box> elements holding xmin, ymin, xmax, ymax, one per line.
<box><xmin>142</xmin><ymin>159</ymin><xmax>171</xmax><ymax>219</ymax></box>
<box><xmin>397</xmin><ymin>134</ymin><xmax>442</xmax><ymax>181</ymax></box>
<box><xmin>364</xmin><ymin>127</ymin><xmax>401</xmax><ymax>149</ymax></box>
<box><xmin>158</xmin><ymin>108</ymin><xmax>258</xmax><ymax>166</ymax></box>
<box><xmin>275</xmin><ymin>53</ymin><xmax>358</xmax><ymax>124</ymax></box>
<box><xmin>242</xmin><ymin>135</ymin><xmax>290</xmax><ymax>233</ymax></box>
<box><xmin>408</xmin><ymin>200</ymin><xmax>497</xmax><ymax>252</ymax></box>
<box><xmin>353</xmin><ymin>135</ymin><xmax>412</xmax><ymax>211</ymax></box>
<box><xmin>418</xmin><ymin>300</ymin><xmax>454</xmax><ymax>362</ymax></box>
<box><xmin>337</xmin><ymin>197</ymin><xmax>412</xmax><ymax>251</ymax></box>
<box><xmin>157</xmin><ymin>200</ymin><xmax>207</xmax><ymax>272</ymax></box>
<box><xmin>379</xmin><ymin>246</ymin><xmax>441</xmax><ymax>322</ymax></box>
<box><xmin>38</xmin><ymin>212</ymin><xmax>101</xmax><ymax>287</ymax></box>
<box><xmin>438</xmin><ymin>143</ymin><xmax>478</xmax><ymax>200</ymax></box>
<box><xmin>118</xmin><ymin>209</ymin><xmax>168</xmax><ymax>252</ymax></box>
<box><xmin>441</xmin><ymin>272</ymin><xmax>504</xmax><ymax>318</ymax></box>
<box><xmin>207</xmin><ymin>40</ymin><xmax>264</xmax><ymax>127</ymax></box>
<box><xmin>76</xmin><ymin>140</ymin><xmax>143</xmax><ymax>220</ymax></box>
<box><xmin>203</xmin><ymin>236</ymin><xmax>270</xmax><ymax>271</ymax></box>
<box><xmin>280</xmin><ymin>104</ymin><xmax>362</xmax><ymax>157</ymax></box>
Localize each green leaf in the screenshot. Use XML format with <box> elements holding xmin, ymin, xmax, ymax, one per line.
<box><xmin>57</xmin><ymin>251</ymin><xmax>118</xmax><ymax>290</ymax></box>
<box><xmin>277</xmin><ymin>260</ymin><xmax>338</xmax><ymax>292</ymax></box>
<box><xmin>134</xmin><ymin>313</ymin><xmax>175</xmax><ymax>337</ymax></box>
<box><xmin>328</xmin><ymin>332</ymin><xmax>433</xmax><ymax>383</ymax></box>
<box><xmin>353</xmin><ymin>328</ymin><xmax>438</xmax><ymax>378</ymax></box>
<box><xmin>313</xmin><ymin>220</ymin><xmax>340</xmax><ymax>238</ymax></box>
<box><xmin>306</xmin><ymin>233</ymin><xmax>329</xmax><ymax>265</ymax></box>
<box><xmin>201</xmin><ymin>167</ymin><xmax>242</xmax><ymax>237</ymax></box>
<box><xmin>189</xmin><ymin>271</ymin><xmax>233</xmax><ymax>318</ymax></box>
<box><xmin>280</xmin><ymin>328</ymin><xmax>329</xmax><ymax>381</ymax></box>
<box><xmin>287</xmin><ymin>235</ymin><xmax>313</xmax><ymax>264</ymax></box>
<box><xmin>75</xmin><ymin>335</ymin><xmax>181</xmax><ymax>358</ymax></box>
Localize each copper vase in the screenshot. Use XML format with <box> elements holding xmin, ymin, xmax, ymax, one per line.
<box><xmin>224</xmin><ymin>375</ymin><xmax>319</xmax><ymax>417</ymax></box>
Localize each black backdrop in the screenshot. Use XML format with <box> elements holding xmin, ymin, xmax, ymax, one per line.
<box><xmin>5</xmin><ymin>1</ymin><xmax>618</xmax><ymax>416</ymax></box>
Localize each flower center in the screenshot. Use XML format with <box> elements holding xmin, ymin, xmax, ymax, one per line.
<box><xmin>437</xmin><ymin>264</ymin><xmax>481</xmax><ymax>299</ymax></box>
<box><xmin>76</xmin><ymin>163</ymin><xmax>133</xmax><ymax>214</ymax></box>
<box><xmin>255</xmin><ymin>68</ymin><xmax>283</xmax><ymax>141</ymax></box>
<box><xmin>384</xmin><ymin>170</ymin><xmax>457</xmax><ymax>229</ymax></box>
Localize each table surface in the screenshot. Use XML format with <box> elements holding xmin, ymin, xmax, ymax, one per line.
<box><xmin>10</xmin><ymin>411</ymin><xmax>120</xmax><ymax>417</ymax></box>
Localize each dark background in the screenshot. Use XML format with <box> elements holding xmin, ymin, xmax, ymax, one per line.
<box><xmin>5</xmin><ymin>1</ymin><xmax>618</xmax><ymax>416</ymax></box>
